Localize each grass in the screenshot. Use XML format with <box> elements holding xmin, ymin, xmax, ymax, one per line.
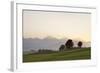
<box><xmin>23</xmin><ymin>48</ymin><xmax>91</xmax><ymax>63</ymax></box>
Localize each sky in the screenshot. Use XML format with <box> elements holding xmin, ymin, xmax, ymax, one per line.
<box><xmin>23</xmin><ymin>10</ymin><xmax>91</xmax><ymax>42</ymax></box>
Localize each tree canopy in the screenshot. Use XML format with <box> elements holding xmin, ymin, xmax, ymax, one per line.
<box><xmin>65</xmin><ymin>39</ymin><xmax>74</xmax><ymax>48</ymax></box>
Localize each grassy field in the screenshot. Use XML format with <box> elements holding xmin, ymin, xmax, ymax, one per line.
<box><xmin>23</xmin><ymin>48</ymin><xmax>91</xmax><ymax>63</ymax></box>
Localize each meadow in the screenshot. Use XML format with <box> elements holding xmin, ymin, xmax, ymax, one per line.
<box><xmin>23</xmin><ymin>48</ymin><xmax>91</xmax><ymax>63</ymax></box>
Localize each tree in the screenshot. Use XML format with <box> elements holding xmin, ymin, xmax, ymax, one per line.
<box><xmin>77</xmin><ymin>41</ymin><xmax>83</xmax><ymax>48</ymax></box>
<box><xmin>59</xmin><ymin>45</ymin><xmax>65</xmax><ymax>51</ymax></box>
<box><xmin>65</xmin><ymin>39</ymin><xmax>74</xmax><ymax>49</ymax></box>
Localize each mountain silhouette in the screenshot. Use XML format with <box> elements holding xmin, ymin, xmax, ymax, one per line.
<box><xmin>23</xmin><ymin>36</ymin><xmax>90</xmax><ymax>52</ymax></box>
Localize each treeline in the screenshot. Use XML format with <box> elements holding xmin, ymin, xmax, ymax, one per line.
<box><xmin>59</xmin><ymin>39</ymin><xmax>82</xmax><ymax>51</ymax></box>
<box><xmin>38</xmin><ymin>49</ymin><xmax>56</xmax><ymax>54</ymax></box>
<box><xmin>30</xmin><ymin>39</ymin><xmax>84</xmax><ymax>54</ymax></box>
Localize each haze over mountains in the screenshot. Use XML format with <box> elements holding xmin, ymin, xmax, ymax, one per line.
<box><xmin>23</xmin><ymin>36</ymin><xmax>91</xmax><ymax>52</ymax></box>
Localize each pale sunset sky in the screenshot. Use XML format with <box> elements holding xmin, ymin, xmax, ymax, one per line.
<box><xmin>23</xmin><ymin>10</ymin><xmax>91</xmax><ymax>42</ymax></box>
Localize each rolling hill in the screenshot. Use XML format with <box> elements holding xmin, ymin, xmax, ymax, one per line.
<box><xmin>23</xmin><ymin>48</ymin><xmax>91</xmax><ymax>62</ymax></box>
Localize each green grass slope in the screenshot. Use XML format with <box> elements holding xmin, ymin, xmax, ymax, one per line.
<box><xmin>23</xmin><ymin>48</ymin><xmax>91</xmax><ymax>63</ymax></box>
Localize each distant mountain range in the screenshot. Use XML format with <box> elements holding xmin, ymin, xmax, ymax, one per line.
<box><xmin>23</xmin><ymin>36</ymin><xmax>91</xmax><ymax>52</ymax></box>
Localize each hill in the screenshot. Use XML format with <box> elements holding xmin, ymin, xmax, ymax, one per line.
<box><xmin>23</xmin><ymin>48</ymin><xmax>91</xmax><ymax>62</ymax></box>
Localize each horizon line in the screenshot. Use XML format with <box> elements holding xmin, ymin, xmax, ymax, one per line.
<box><xmin>23</xmin><ymin>36</ymin><xmax>91</xmax><ymax>42</ymax></box>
